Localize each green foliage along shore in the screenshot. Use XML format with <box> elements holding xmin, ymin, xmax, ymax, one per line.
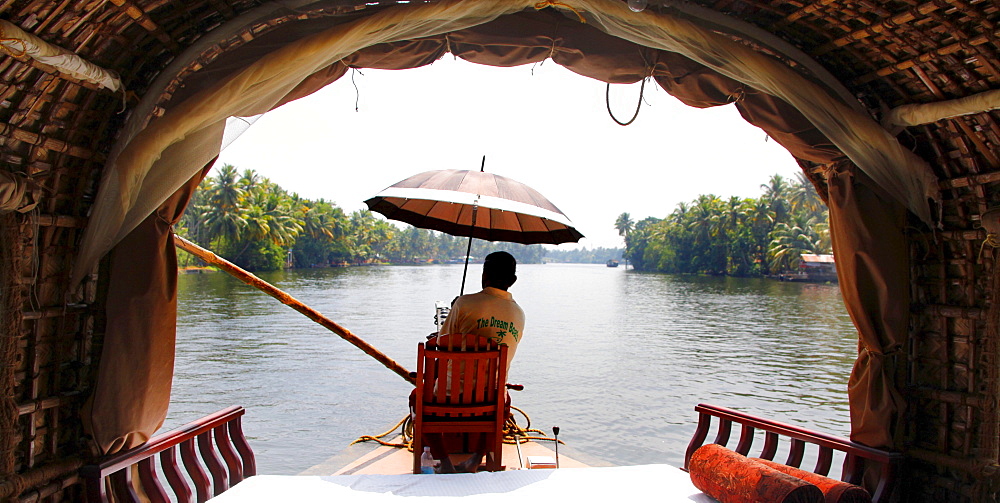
<box><xmin>176</xmin><ymin>164</ymin><xmax>543</xmax><ymax>271</ymax></box>
<box><xmin>618</xmin><ymin>173</ymin><xmax>832</xmax><ymax>277</ymax></box>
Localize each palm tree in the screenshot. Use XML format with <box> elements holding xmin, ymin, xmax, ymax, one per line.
<box><xmin>761</xmin><ymin>174</ymin><xmax>791</xmax><ymax>223</ymax></box>
<box><xmin>615</xmin><ymin>212</ymin><xmax>634</xmax><ymax>268</ymax></box>
<box><xmin>201</xmin><ymin>164</ymin><xmax>246</xmax><ymax>249</ymax></box>
<box><xmin>686</xmin><ymin>194</ymin><xmax>726</xmax><ymax>274</ymax></box>
<box><xmin>767</xmin><ymin>215</ymin><xmax>828</xmax><ymax>272</ymax></box>
<box><xmin>789</xmin><ymin>172</ymin><xmax>826</xmax><ymax>220</ymax></box>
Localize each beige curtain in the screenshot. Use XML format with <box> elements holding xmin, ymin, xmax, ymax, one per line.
<box><xmin>82</xmin><ymin>165</ymin><xmax>211</xmax><ymax>454</ymax></box>
<box><xmin>827</xmin><ymin>162</ymin><xmax>909</xmax><ymax>449</ymax></box>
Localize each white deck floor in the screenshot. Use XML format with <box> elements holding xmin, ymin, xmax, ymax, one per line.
<box><xmin>212</xmin><ymin>464</ymin><xmax>717</xmax><ymax>502</ymax></box>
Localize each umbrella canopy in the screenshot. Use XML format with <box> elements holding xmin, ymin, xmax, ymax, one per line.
<box><xmin>364</xmin><ymin>169</ymin><xmax>584</xmax><ymax>245</ymax></box>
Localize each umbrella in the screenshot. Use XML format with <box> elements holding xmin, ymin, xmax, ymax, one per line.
<box><xmin>364</xmin><ymin>162</ymin><xmax>583</xmax><ymax>293</ymax></box>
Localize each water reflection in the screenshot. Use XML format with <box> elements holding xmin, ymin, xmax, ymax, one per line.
<box><xmin>169</xmin><ymin>264</ymin><xmax>857</xmax><ymax>474</ymax></box>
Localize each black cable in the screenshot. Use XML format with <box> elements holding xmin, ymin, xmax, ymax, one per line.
<box><xmin>606</xmin><ymin>78</ymin><xmax>645</xmax><ymax>126</ymax></box>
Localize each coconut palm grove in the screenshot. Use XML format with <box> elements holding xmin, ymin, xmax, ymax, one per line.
<box><xmin>619</xmin><ymin>172</ymin><xmax>831</xmax><ymax>276</ymax></box>
<box><xmin>179</xmin><ymin>164</ymin><xmax>825</xmax><ymax>276</ymax></box>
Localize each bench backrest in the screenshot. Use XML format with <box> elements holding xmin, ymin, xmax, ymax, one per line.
<box><xmin>80</xmin><ymin>406</ymin><xmax>255</xmax><ymax>503</ymax></box>
<box><xmin>684</xmin><ymin>403</ymin><xmax>902</xmax><ymax>502</ymax></box>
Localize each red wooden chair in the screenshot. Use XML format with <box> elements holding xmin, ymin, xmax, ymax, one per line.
<box><xmin>411</xmin><ymin>335</ymin><xmax>509</xmax><ymax>474</ymax></box>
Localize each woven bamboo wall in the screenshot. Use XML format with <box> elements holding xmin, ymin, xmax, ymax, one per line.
<box><xmin>0</xmin><ymin>0</ymin><xmax>996</xmax><ymax>501</ymax></box>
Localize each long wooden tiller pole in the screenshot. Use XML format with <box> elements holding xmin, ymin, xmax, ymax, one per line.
<box><xmin>173</xmin><ymin>235</ymin><xmax>415</xmax><ymax>385</ymax></box>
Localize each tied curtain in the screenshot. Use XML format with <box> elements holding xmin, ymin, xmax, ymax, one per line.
<box><xmin>827</xmin><ymin>163</ymin><xmax>909</xmax><ymax>449</ymax></box>
<box><xmin>83</xmin><ymin>166</ymin><xmax>211</xmax><ymax>454</ymax></box>
<box><xmin>82</xmin><ymin>0</ymin><xmax>918</xmax><ymax>455</ymax></box>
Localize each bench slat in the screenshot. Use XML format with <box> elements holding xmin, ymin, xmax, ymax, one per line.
<box><xmin>109</xmin><ymin>467</ymin><xmax>139</xmax><ymax>503</ymax></box>
<box><xmin>814</xmin><ymin>445</ymin><xmax>834</xmax><ymax>475</ymax></box>
<box><xmin>734</xmin><ymin>425</ymin><xmax>754</xmax><ymax>456</ymax></box>
<box><xmin>161</xmin><ymin>446</ymin><xmax>193</xmax><ymax>503</ymax></box>
<box><xmin>785</xmin><ymin>438</ymin><xmax>805</xmax><ymax>467</ymax></box>
<box><xmin>215</xmin><ymin>424</ymin><xmax>244</xmax><ymax>484</ymax></box>
<box><xmin>81</xmin><ymin>407</ymin><xmax>252</xmax><ymax>503</ymax></box>
<box><xmin>760</xmin><ymin>431</ymin><xmax>779</xmax><ymax>460</ymax></box>
<box><xmin>229</xmin><ymin>417</ymin><xmax>256</xmax><ymax>478</ymax></box>
<box><xmin>181</xmin><ymin>437</ymin><xmax>212</xmax><ymax>503</ymax></box>
<box><xmin>198</xmin><ymin>431</ymin><xmax>229</xmax><ymax>496</ymax></box>
<box><xmin>138</xmin><ymin>457</ymin><xmax>170</xmax><ymax>503</ymax></box>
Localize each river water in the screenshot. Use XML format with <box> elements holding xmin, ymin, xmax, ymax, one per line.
<box><xmin>166</xmin><ymin>263</ymin><xmax>858</xmax><ymax>475</ymax></box>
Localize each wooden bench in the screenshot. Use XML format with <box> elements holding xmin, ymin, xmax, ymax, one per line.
<box><xmin>684</xmin><ymin>403</ymin><xmax>902</xmax><ymax>503</ymax></box>
<box><xmin>80</xmin><ymin>406</ymin><xmax>255</xmax><ymax>503</ymax></box>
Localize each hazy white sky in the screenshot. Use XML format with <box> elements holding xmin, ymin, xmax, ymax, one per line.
<box><xmin>217</xmin><ymin>57</ymin><xmax>799</xmax><ymax>249</ymax></box>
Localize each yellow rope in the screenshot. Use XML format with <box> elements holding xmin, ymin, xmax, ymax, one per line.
<box><xmin>352</xmin><ymin>406</ymin><xmax>564</xmax><ymax>453</ymax></box>
<box><xmin>0</xmin><ymin>38</ymin><xmax>28</xmax><ymax>58</ymax></box>
<box><xmin>533</xmin><ymin>1</ymin><xmax>587</xmax><ymax>24</ymax></box>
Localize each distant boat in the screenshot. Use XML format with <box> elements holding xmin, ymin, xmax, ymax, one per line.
<box><xmin>606</xmin><ymin>259</ymin><xmax>619</xmax><ymax>268</ymax></box>
<box><xmin>778</xmin><ymin>253</ymin><xmax>837</xmax><ymax>282</ymax></box>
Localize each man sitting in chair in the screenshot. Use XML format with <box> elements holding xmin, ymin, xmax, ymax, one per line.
<box><xmin>413</xmin><ymin>251</ymin><xmax>525</xmax><ymax>473</ymax></box>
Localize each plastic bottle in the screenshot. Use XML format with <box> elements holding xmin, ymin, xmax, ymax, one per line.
<box><xmin>420</xmin><ymin>446</ymin><xmax>438</xmax><ymax>474</ymax></box>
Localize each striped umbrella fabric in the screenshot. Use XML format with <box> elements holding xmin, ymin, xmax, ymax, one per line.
<box><xmin>364</xmin><ymin>169</ymin><xmax>583</xmax><ymax>245</ymax></box>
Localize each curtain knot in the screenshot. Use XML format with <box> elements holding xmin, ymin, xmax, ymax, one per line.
<box><xmin>861</xmin><ymin>346</ymin><xmax>900</xmax><ymax>357</ymax></box>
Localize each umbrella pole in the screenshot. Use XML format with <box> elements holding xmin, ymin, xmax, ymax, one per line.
<box><xmin>460</xmin><ymin>234</ymin><xmax>473</xmax><ymax>295</ymax></box>
<box><xmin>460</xmin><ymin>203</ymin><xmax>479</xmax><ymax>295</ymax></box>
<box><xmin>460</xmin><ymin>156</ymin><xmax>486</xmax><ymax>295</ymax></box>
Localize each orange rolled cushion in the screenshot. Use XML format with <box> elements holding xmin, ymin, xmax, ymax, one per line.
<box><xmin>689</xmin><ymin>444</ymin><xmax>824</xmax><ymax>503</ymax></box>
<box><xmin>753</xmin><ymin>458</ymin><xmax>872</xmax><ymax>503</ymax></box>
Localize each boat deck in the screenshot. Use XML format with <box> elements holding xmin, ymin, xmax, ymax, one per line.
<box><xmin>302</xmin><ymin>436</ymin><xmax>589</xmax><ymax>476</ymax></box>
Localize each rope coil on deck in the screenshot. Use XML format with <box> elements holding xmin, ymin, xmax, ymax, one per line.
<box><xmin>352</xmin><ymin>406</ymin><xmax>564</xmax><ymax>451</ymax></box>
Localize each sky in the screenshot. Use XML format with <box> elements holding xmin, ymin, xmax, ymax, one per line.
<box><xmin>216</xmin><ymin>56</ymin><xmax>800</xmax><ymax>249</ymax></box>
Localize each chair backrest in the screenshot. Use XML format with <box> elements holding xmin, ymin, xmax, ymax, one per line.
<box><xmin>416</xmin><ymin>334</ymin><xmax>508</xmax><ymax>418</ymax></box>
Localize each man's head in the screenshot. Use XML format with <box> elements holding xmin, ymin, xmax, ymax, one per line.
<box><xmin>482</xmin><ymin>251</ymin><xmax>517</xmax><ymax>290</ymax></box>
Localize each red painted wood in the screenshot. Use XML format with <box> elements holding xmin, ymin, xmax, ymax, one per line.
<box><xmin>180</xmin><ymin>437</ymin><xmax>211</xmax><ymax>503</ymax></box>
<box><xmin>713</xmin><ymin>418</ymin><xmax>732</xmax><ymax>446</ymax></box>
<box><xmin>109</xmin><ymin>467</ymin><xmax>139</xmax><ymax>503</ymax></box>
<box><xmin>215</xmin><ymin>424</ymin><xmax>244</xmax><ymax>484</ymax></box>
<box><xmin>785</xmin><ymin>438</ymin><xmax>805</xmax><ymax>467</ymax></box>
<box><xmin>137</xmin><ymin>456</ymin><xmax>169</xmax><ymax>503</ymax></box>
<box><xmin>761</xmin><ymin>431</ymin><xmax>779</xmax><ymax>460</ymax></box>
<box><xmin>160</xmin><ymin>446</ymin><xmax>193</xmax><ymax>503</ymax></box>
<box><xmin>412</xmin><ymin>339</ymin><xmax>508</xmax><ymax>473</ymax></box>
<box><xmin>814</xmin><ymin>445</ymin><xmax>834</xmax><ymax>476</ymax></box>
<box><xmin>683</xmin><ymin>413</ymin><xmax>711</xmax><ymax>471</ymax></box>
<box><xmin>198</xmin><ymin>431</ymin><xmax>229</xmax><ymax>495</ymax></box>
<box><xmin>843</xmin><ymin>453</ymin><xmax>862</xmax><ymax>485</ymax></box>
<box><xmin>734</xmin><ymin>424</ymin><xmax>755</xmax><ymax>456</ymax></box>
<box><xmin>694</xmin><ymin>404</ymin><xmax>898</xmax><ymax>462</ymax></box>
<box><xmin>80</xmin><ymin>406</ymin><xmax>253</xmax><ymax>503</ymax></box>
<box><xmin>229</xmin><ymin>417</ymin><xmax>256</xmax><ymax>477</ymax></box>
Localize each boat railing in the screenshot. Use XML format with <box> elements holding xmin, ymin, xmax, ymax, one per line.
<box><xmin>684</xmin><ymin>403</ymin><xmax>902</xmax><ymax>503</ymax></box>
<box><xmin>80</xmin><ymin>406</ymin><xmax>255</xmax><ymax>503</ymax></box>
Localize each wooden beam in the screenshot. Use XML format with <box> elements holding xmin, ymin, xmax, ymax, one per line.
<box><xmin>173</xmin><ymin>235</ymin><xmax>415</xmax><ymax>385</ymax></box>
